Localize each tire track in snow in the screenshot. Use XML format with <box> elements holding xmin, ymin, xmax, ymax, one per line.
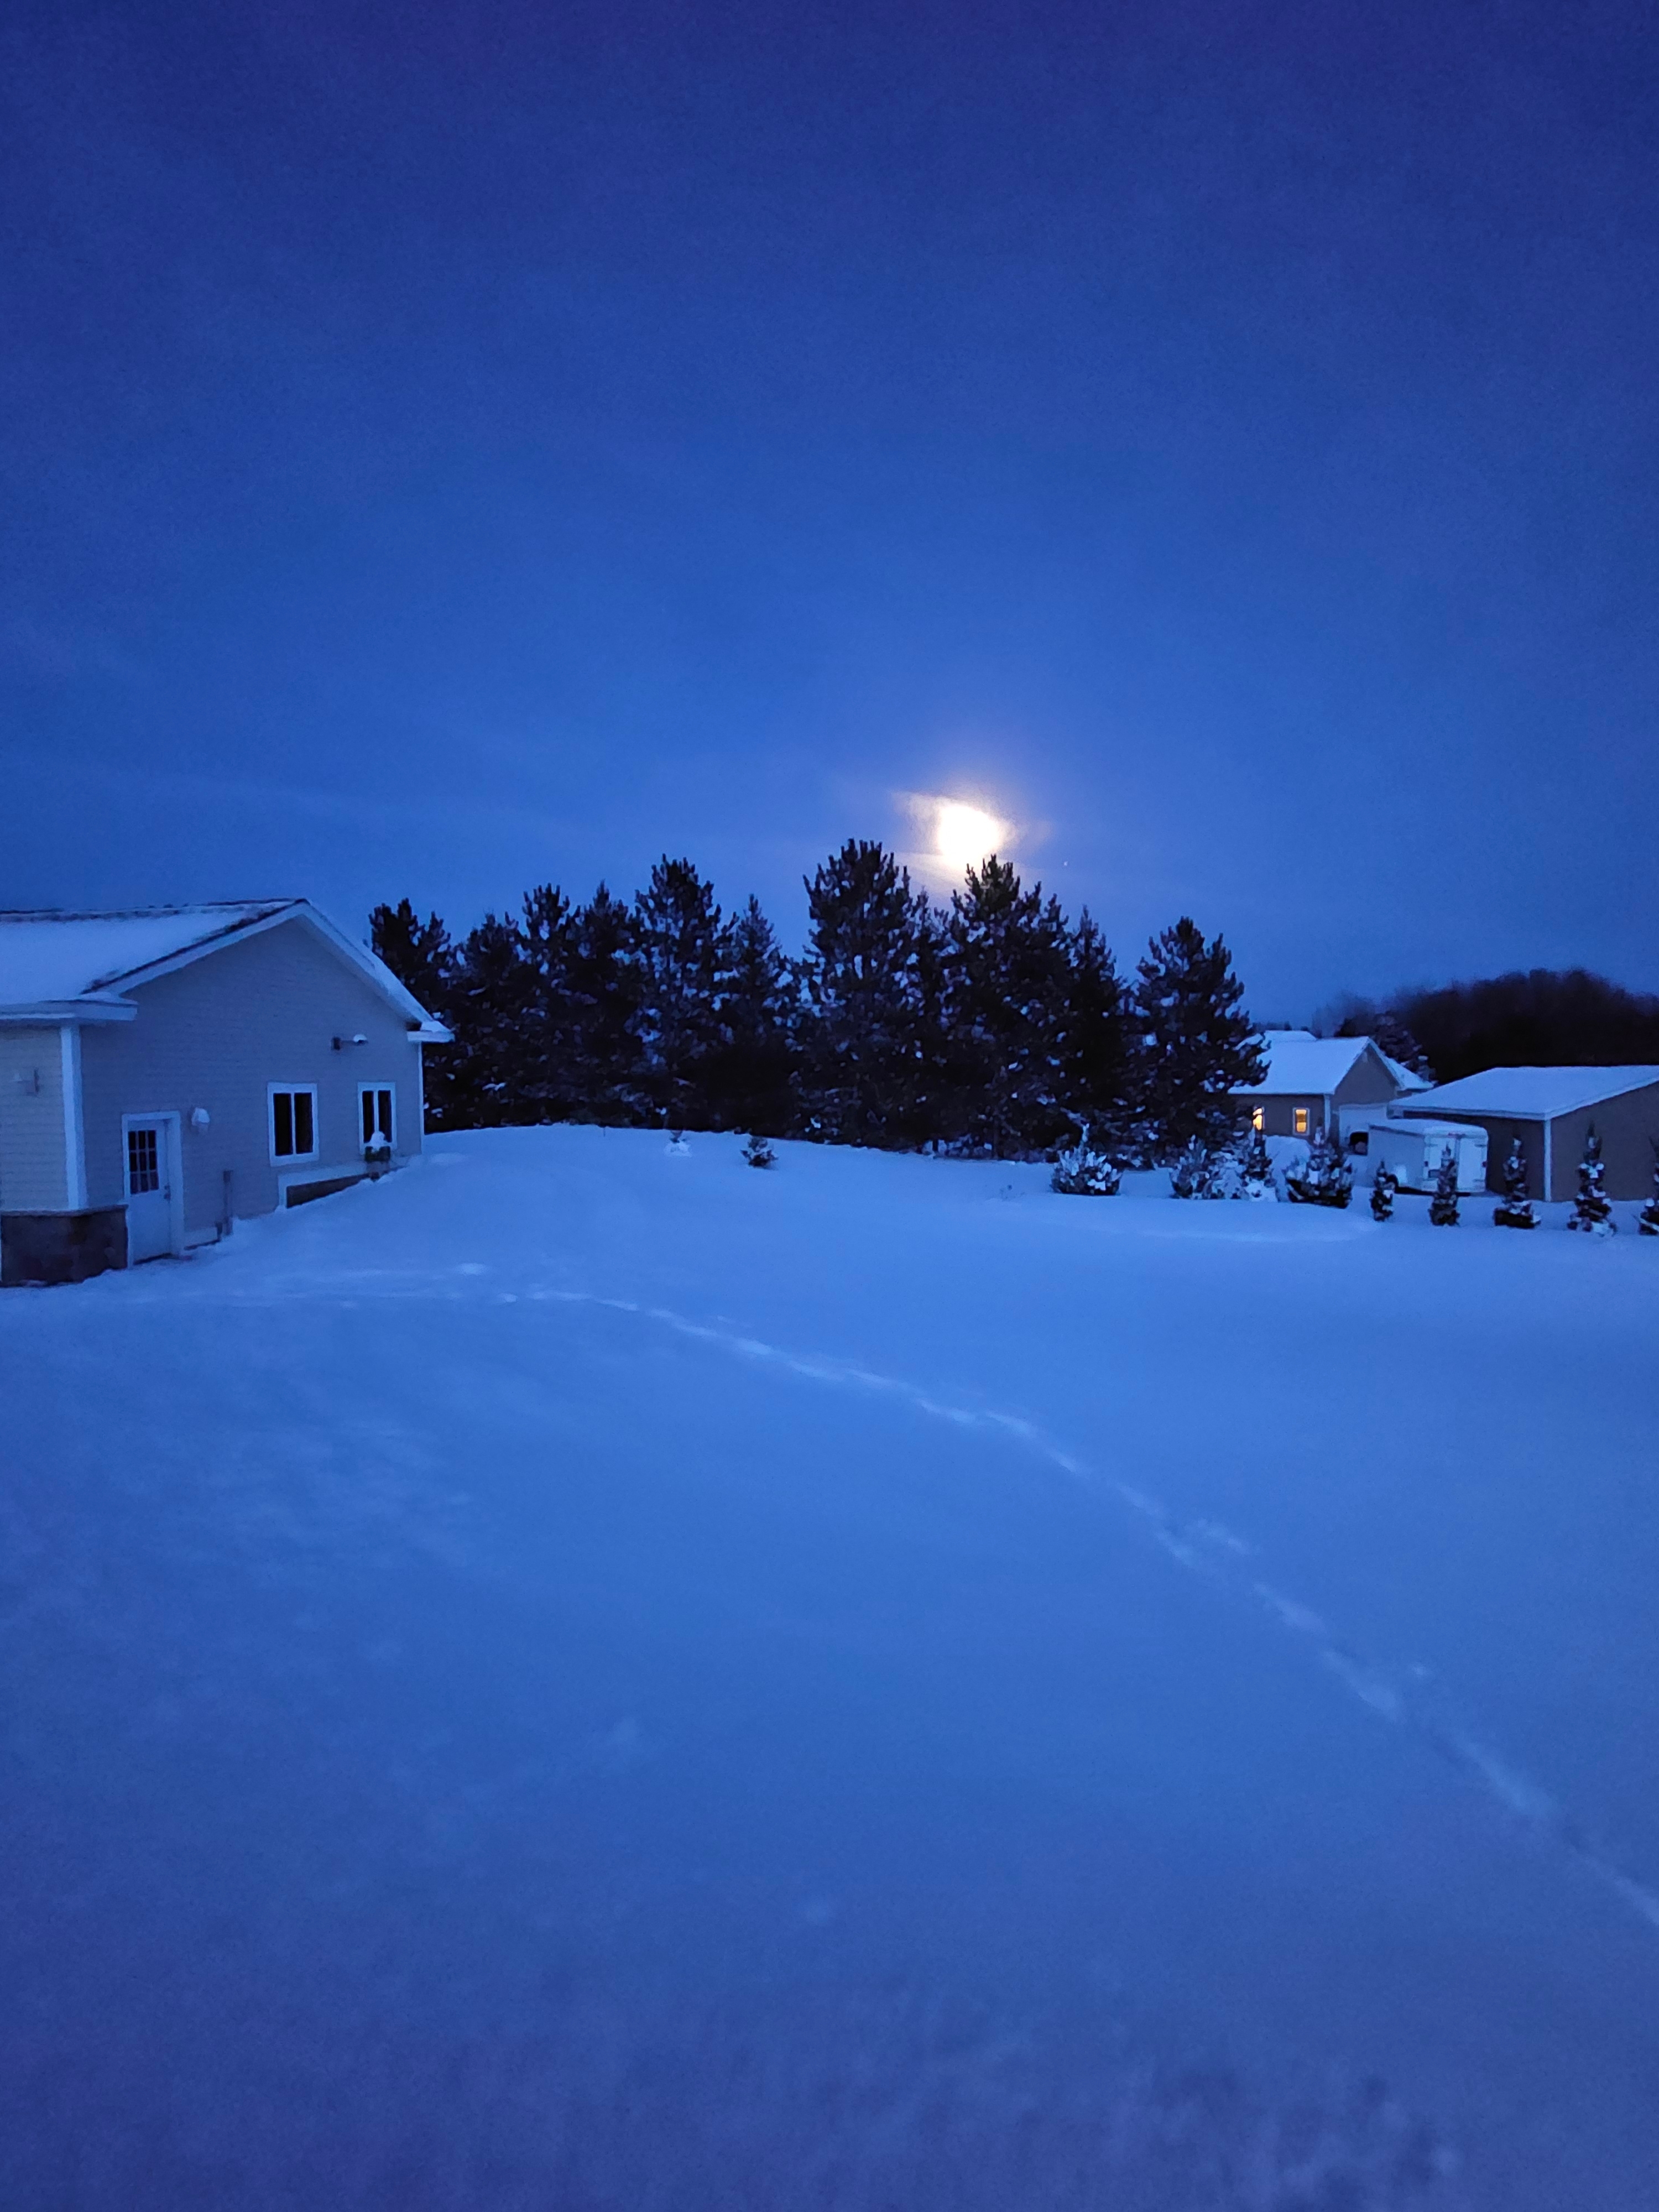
<box><xmin>533</xmin><ymin>1286</ymin><xmax>1659</xmax><ymax>1945</ymax></box>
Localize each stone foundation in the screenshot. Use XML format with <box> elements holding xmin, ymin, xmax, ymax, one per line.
<box><xmin>1</xmin><ymin>1208</ymin><xmax>129</xmax><ymax>1288</ymax></box>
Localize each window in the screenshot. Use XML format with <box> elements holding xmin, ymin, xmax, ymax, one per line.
<box><xmin>1251</xmin><ymin>1107</ymin><xmax>1265</xmax><ymax>1133</ymax></box>
<box><xmin>1293</xmin><ymin>1107</ymin><xmax>1310</xmax><ymax>1136</ymax></box>
<box><xmin>127</xmin><ymin>1126</ymin><xmax>160</xmax><ymax>1194</ymax></box>
<box><xmin>270</xmin><ymin>1086</ymin><xmax>319</xmax><ymax>1161</ymax></box>
<box><xmin>359</xmin><ymin>1085</ymin><xmax>395</xmax><ymax>1152</ymax></box>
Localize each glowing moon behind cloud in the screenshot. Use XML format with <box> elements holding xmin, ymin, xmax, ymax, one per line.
<box><xmin>934</xmin><ymin>801</ymin><xmax>1008</xmax><ymax>872</ymax></box>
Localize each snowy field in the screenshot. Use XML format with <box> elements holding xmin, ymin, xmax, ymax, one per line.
<box><xmin>6</xmin><ymin>1128</ymin><xmax>1659</xmax><ymax>2210</ymax></box>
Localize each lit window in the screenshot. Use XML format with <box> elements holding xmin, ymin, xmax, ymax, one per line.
<box><xmin>1293</xmin><ymin>1107</ymin><xmax>1310</xmax><ymax>1136</ymax></box>
<box><xmin>360</xmin><ymin>1086</ymin><xmax>395</xmax><ymax>1151</ymax></box>
<box><xmin>270</xmin><ymin>1086</ymin><xmax>318</xmax><ymax>1161</ymax></box>
<box><xmin>1251</xmin><ymin>1107</ymin><xmax>1265</xmax><ymax>1133</ymax></box>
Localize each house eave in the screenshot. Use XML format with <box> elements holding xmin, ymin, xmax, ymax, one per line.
<box><xmin>0</xmin><ymin>998</ymin><xmax>138</xmax><ymax>1025</ymax></box>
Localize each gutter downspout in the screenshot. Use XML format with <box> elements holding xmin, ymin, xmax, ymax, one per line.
<box><xmin>1542</xmin><ymin>1116</ymin><xmax>1552</xmax><ymax>1205</ymax></box>
<box><xmin>59</xmin><ymin>1022</ymin><xmax>87</xmax><ymax>1212</ymax></box>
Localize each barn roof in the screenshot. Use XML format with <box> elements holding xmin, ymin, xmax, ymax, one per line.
<box><xmin>1399</xmin><ymin>1067</ymin><xmax>1659</xmax><ymax>1119</ymax></box>
<box><xmin>0</xmin><ymin>901</ymin><xmax>448</xmax><ymax>1035</ymax></box>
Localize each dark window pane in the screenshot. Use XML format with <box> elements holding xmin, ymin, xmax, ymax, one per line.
<box><xmin>294</xmin><ymin>1091</ymin><xmax>314</xmax><ymax>1155</ymax></box>
<box><xmin>362</xmin><ymin>1090</ymin><xmax>374</xmax><ymax>1143</ymax></box>
<box><xmin>273</xmin><ymin>1093</ymin><xmax>294</xmax><ymax>1156</ymax></box>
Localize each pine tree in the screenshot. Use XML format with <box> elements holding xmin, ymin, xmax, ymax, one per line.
<box><xmin>708</xmin><ymin>896</ymin><xmax>799</xmax><ymax>1136</ymax></box>
<box><xmin>446</xmin><ymin>912</ymin><xmax>533</xmax><ymax>1129</ymax></box>
<box><xmin>1639</xmin><ymin>1143</ymin><xmax>1659</xmax><ymax>1235</ymax></box>
<box><xmin>370</xmin><ymin>898</ymin><xmax>458</xmax><ymax>1127</ymax></box>
<box><xmin>634</xmin><ymin>858</ymin><xmax>729</xmax><ymax>1129</ymax></box>
<box><xmin>1286</xmin><ymin>1125</ymin><xmax>1353</xmax><ymax>1208</ymax></box>
<box><xmin>1429</xmin><ymin>1146</ymin><xmax>1460</xmax><ymax>1226</ymax></box>
<box><xmin>1170</xmin><ymin>1135</ymin><xmax>1228</xmax><ymax>1198</ymax></box>
<box><xmin>1051</xmin><ymin>1142</ymin><xmax>1122</xmax><ymax>1195</ymax></box>
<box><xmin>1370</xmin><ymin>1161</ymin><xmax>1399</xmax><ymax>1221</ymax></box>
<box><xmin>742</xmin><ymin>1131</ymin><xmax>777</xmax><ymax>1170</ymax></box>
<box><xmin>797</xmin><ymin>839</ymin><xmax>932</xmax><ymax>1147</ymax></box>
<box><xmin>1568</xmin><ymin>1126</ymin><xmax>1616</xmax><ymax>1235</ymax></box>
<box><xmin>1135</xmin><ymin>918</ymin><xmax>1266</xmax><ymax>1161</ymax></box>
<box><xmin>567</xmin><ymin>885</ymin><xmax>648</xmax><ymax>1124</ymax></box>
<box><xmin>1056</xmin><ymin>909</ymin><xmax>1138</xmax><ymax>1155</ymax></box>
<box><xmin>516</xmin><ymin>883</ymin><xmax>584</xmax><ymax>1123</ymax></box>
<box><xmin>939</xmin><ymin>857</ymin><xmax>1073</xmax><ymax>1157</ymax></box>
<box><xmin>1235</xmin><ymin>1121</ymin><xmax>1275</xmax><ymax>1200</ymax></box>
<box><xmin>1493</xmin><ymin>1138</ymin><xmax>1538</xmax><ymax>1229</ymax></box>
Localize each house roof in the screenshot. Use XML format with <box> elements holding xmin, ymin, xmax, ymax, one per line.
<box><xmin>1237</xmin><ymin>1032</ymin><xmax>1396</xmax><ymax>1098</ymax></box>
<box><xmin>1397</xmin><ymin>1066</ymin><xmax>1659</xmax><ymax>1120</ymax></box>
<box><xmin>0</xmin><ymin>901</ymin><xmax>449</xmax><ymax>1036</ymax></box>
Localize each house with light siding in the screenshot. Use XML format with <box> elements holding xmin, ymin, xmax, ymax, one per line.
<box><xmin>1392</xmin><ymin>1067</ymin><xmax>1659</xmax><ymax>1201</ymax></box>
<box><xmin>1232</xmin><ymin>1031</ymin><xmax>1430</xmax><ymax>1147</ymax></box>
<box><xmin>0</xmin><ymin>902</ymin><xmax>449</xmax><ymax>1286</ymax></box>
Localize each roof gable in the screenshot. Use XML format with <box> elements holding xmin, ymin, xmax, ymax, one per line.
<box><xmin>0</xmin><ymin>901</ymin><xmax>447</xmax><ymax>1034</ymax></box>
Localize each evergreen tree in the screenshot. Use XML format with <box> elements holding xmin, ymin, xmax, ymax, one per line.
<box><xmin>1568</xmin><ymin>1126</ymin><xmax>1616</xmax><ymax>1235</ymax></box>
<box><xmin>1370</xmin><ymin>1161</ymin><xmax>1399</xmax><ymax>1221</ymax></box>
<box><xmin>1639</xmin><ymin>1144</ymin><xmax>1659</xmax><ymax>1236</ymax></box>
<box><xmin>1134</xmin><ymin>918</ymin><xmax>1266</xmax><ymax>1161</ymax></box>
<box><xmin>634</xmin><ymin>858</ymin><xmax>729</xmax><ymax>1128</ymax></box>
<box><xmin>567</xmin><ymin>885</ymin><xmax>648</xmax><ymax>1124</ymax></box>
<box><xmin>742</xmin><ymin>1131</ymin><xmax>777</xmax><ymax>1170</ymax></box>
<box><xmin>1056</xmin><ymin>909</ymin><xmax>1138</xmax><ymax>1152</ymax></box>
<box><xmin>445</xmin><ymin>912</ymin><xmax>533</xmax><ymax>1128</ymax></box>
<box><xmin>1429</xmin><ymin>1146</ymin><xmax>1460</xmax><ymax>1226</ymax></box>
<box><xmin>707</xmin><ymin>896</ymin><xmax>799</xmax><ymax>1136</ymax></box>
<box><xmin>1051</xmin><ymin>1141</ymin><xmax>1122</xmax><ymax>1196</ymax></box>
<box><xmin>1286</xmin><ymin>1125</ymin><xmax>1353</xmax><ymax>1208</ymax></box>
<box><xmin>516</xmin><ymin>883</ymin><xmax>584</xmax><ymax>1122</ymax></box>
<box><xmin>370</xmin><ymin>897</ymin><xmax>458</xmax><ymax>1126</ymax></box>
<box><xmin>1170</xmin><ymin>1135</ymin><xmax>1228</xmax><ymax>1198</ymax></box>
<box><xmin>1235</xmin><ymin>1122</ymin><xmax>1275</xmax><ymax>1201</ymax></box>
<box><xmin>1334</xmin><ymin>1005</ymin><xmax>1435</xmax><ymax>1082</ymax></box>
<box><xmin>797</xmin><ymin>839</ymin><xmax>932</xmax><ymax>1146</ymax></box>
<box><xmin>1493</xmin><ymin>1138</ymin><xmax>1538</xmax><ymax>1229</ymax></box>
<box><xmin>939</xmin><ymin>857</ymin><xmax>1073</xmax><ymax>1157</ymax></box>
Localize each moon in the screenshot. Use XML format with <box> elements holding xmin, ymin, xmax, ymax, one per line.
<box><xmin>935</xmin><ymin>801</ymin><xmax>1006</xmax><ymax>872</ymax></box>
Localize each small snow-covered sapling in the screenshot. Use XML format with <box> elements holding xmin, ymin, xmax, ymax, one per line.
<box><xmin>1641</xmin><ymin>1144</ymin><xmax>1659</xmax><ymax>1237</ymax></box>
<box><xmin>742</xmin><ymin>1132</ymin><xmax>777</xmax><ymax>1170</ymax></box>
<box><xmin>1051</xmin><ymin>1142</ymin><xmax>1122</xmax><ymax>1196</ymax></box>
<box><xmin>1235</xmin><ymin>1124</ymin><xmax>1276</xmax><ymax>1201</ymax></box>
<box><xmin>1493</xmin><ymin>1138</ymin><xmax>1537</xmax><ymax>1229</ymax></box>
<box><xmin>1286</xmin><ymin>1125</ymin><xmax>1353</xmax><ymax>1209</ymax></box>
<box><xmin>1428</xmin><ymin>1147</ymin><xmax>1460</xmax><ymax>1226</ymax></box>
<box><xmin>1568</xmin><ymin>1126</ymin><xmax>1616</xmax><ymax>1235</ymax></box>
<box><xmin>1369</xmin><ymin>1162</ymin><xmax>1398</xmax><ymax>1222</ymax></box>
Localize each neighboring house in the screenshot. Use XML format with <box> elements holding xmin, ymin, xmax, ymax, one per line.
<box><xmin>0</xmin><ymin>901</ymin><xmax>450</xmax><ymax>1287</ymax></box>
<box><xmin>1234</xmin><ymin>1031</ymin><xmax>1430</xmax><ymax>1146</ymax></box>
<box><xmin>1392</xmin><ymin>1067</ymin><xmax>1659</xmax><ymax>1202</ymax></box>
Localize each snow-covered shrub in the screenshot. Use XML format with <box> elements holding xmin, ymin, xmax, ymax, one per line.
<box><xmin>1369</xmin><ymin>1162</ymin><xmax>1399</xmax><ymax>1222</ymax></box>
<box><xmin>1051</xmin><ymin>1144</ymin><xmax>1122</xmax><ymax>1196</ymax></box>
<box><xmin>1493</xmin><ymin>1138</ymin><xmax>1538</xmax><ymax>1229</ymax></box>
<box><xmin>666</xmin><ymin>1127</ymin><xmax>690</xmax><ymax>1156</ymax></box>
<box><xmin>742</xmin><ymin>1132</ymin><xmax>777</xmax><ymax>1170</ymax></box>
<box><xmin>1285</xmin><ymin>1126</ymin><xmax>1352</xmax><ymax>1209</ymax></box>
<box><xmin>1233</xmin><ymin>1124</ymin><xmax>1276</xmax><ymax>1201</ymax></box>
<box><xmin>1169</xmin><ymin>1136</ymin><xmax>1228</xmax><ymax>1198</ymax></box>
<box><xmin>1568</xmin><ymin>1126</ymin><xmax>1615</xmax><ymax>1236</ymax></box>
<box><xmin>1641</xmin><ymin>1144</ymin><xmax>1659</xmax><ymax>1237</ymax></box>
<box><xmin>1428</xmin><ymin>1147</ymin><xmax>1460</xmax><ymax>1227</ymax></box>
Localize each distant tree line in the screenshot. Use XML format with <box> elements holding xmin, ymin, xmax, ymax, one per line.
<box><xmin>372</xmin><ymin>840</ymin><xmax>1266</xmax><ymax>1160</ymax></box>
<box><xmin>1332</xmin><ymin>969</ymin><xmax>1659</xmax><ymax>1086</ymax></box>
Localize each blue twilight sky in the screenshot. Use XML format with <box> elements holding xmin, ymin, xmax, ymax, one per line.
<box><xmin>2</xmin><ymin>0</ymin><xmax>1655</xmax><ymax>1019</ymax></box>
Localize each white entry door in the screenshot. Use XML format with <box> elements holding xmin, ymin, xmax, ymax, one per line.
<box><xmin>124</xmin><ymin>1117</ymin><xmax>178</xmax><ymax>1262</ymax></box>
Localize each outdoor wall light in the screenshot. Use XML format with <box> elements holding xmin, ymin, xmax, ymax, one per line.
<box><xmin>332</xmin><ymin>1033</ymin><xmax>368</xmax><ymax>1051</ymax></box>
<box><xmin>190</xmin><ymin>1107</ymin><xmax>211</xmax><ymax>1130</ymax></box>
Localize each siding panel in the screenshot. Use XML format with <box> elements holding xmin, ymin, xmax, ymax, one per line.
<box><xmin>0</xmin><ymin>1026</ymin><xmax>69</xmax><ymax>1210</ymax></box>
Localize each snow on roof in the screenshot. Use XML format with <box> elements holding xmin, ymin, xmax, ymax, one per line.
<box><xmin>1399</xmin><ymin>1067</ymin><xmax>1659</xmax><ymax>1120</ymax></box>
<box><xmin>1376</xmin><ymin>1050</ymin><xmax>1433</xmax><ymax>1093</ymax></box>
<box><xmin>0</xmin><ymin>902</ymin><xmax>298</xmax><ymax>1006</ymax></box>
<box><xmin>1238</xmin><ymin>1034</ymin><xmax>1378</xmax><ymax>1097</ymax></box>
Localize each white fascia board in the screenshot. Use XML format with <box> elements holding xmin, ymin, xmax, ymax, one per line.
<box><xmin>0</xmin><ymin>997</ymin><xmax>137</xmax><ymax>1024</ymax></box>
<box><xmin>412</xmin><ymin>1022</ymin><xmax>453</xmax><ymax>1044</ymax></box>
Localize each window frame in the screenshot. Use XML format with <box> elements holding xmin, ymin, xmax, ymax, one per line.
<box><xmin>268</xmin><ymin>1082</ymin><xmax>321</xmax><ymax>1165</ymax></box>
<box><xmin>358</xmin><ymin>1082</ymin><xmax>397</xmax><ymax>1154</ymax></box>
<box><xmin>1293</xmin><ymin>1106</ymin><xmax>1310</xmax><ymax>1136</ymax></box>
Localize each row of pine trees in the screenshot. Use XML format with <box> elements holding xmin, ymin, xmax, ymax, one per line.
<box><xmin>372</xmin><ymin>839</ymin><xmax>1266</xmax><ymax>1159</ymax></box>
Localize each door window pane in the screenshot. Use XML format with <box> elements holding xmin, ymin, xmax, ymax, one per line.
<box><xmin>127</xmin><ymin>1127</ymin><xmax>159</xmax><ymax>1194</ymax></box>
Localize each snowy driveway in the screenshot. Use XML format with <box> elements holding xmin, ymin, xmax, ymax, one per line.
<box><xmin>5</xmin><ymin>1128</ymin><xmax>1659</xmax><ymax>2208</ymax></box>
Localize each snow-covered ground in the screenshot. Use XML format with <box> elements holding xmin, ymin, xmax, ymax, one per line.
<box><xmin>6</xmin><ymin>1128</ymin><xmax>1659</xmax><ymax>2209</ymax></box>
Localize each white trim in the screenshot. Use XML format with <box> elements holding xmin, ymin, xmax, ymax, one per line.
<box><xmin>59</xmin><ymin>1023</ymin><xmax>86</xmax><ymax>1211</ymax></box>
<box><xmin>121</xmin><ymin>1110</ymin><xmax>184</xmax><ymax>1260</ymax></box>
<box><xmin>357</xmin><ymin>1081</ymin><xmax>397</xmax><ymax>1154</ymax></box>
<box><xmin>1542</xmin><ymin>1116</ymin><xmax>1553</xmax><ymax>1205</ymax></box>
<box><xmin>0</xmin><ymin>998</ymin><xmax>136</xmax><ymax>1024</ymax></box>
<box><xmin>268</xmin><ymin>1081</ymin><xmax>321</xmax><ymax>1165</ymax></box>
